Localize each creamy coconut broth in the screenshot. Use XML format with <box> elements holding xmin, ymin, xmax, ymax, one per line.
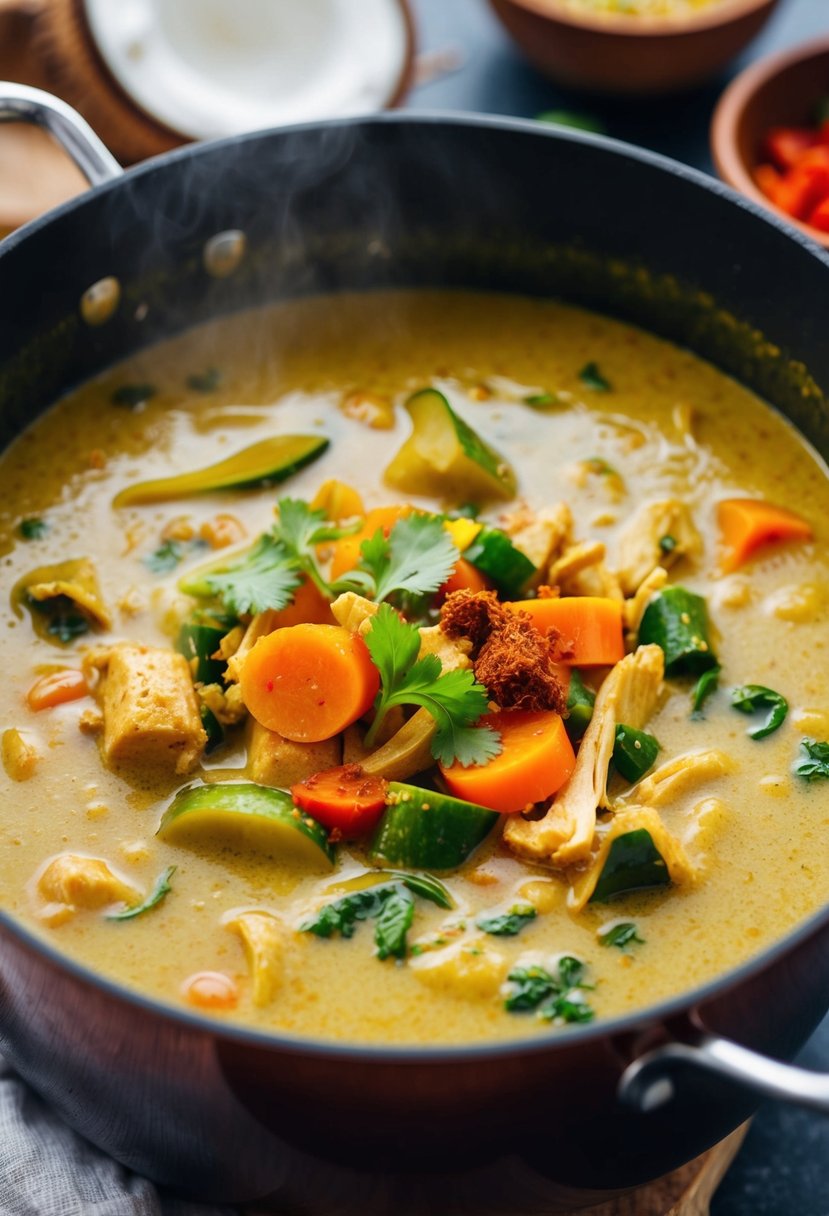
<box><xmin>1</xmin><ymin>289</ymin><xmax>828</xmax><ymax>1045</ymax></box>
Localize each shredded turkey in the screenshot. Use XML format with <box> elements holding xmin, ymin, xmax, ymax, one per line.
<box><xmin>224</xmin><ymin>910</ymin><xmax>288</xmax><ymax>1007</ymax></box>
<box><xmin>616</xmin><ymin>499</ymin><xmax>702</xmax><ymax>596</ymax></box>
<box><xmin>620</xmin><ymin>749</ymin><xmax>734</xmax><ymax>808</ymax></box>
<box><xmin>34</xmin><ymin>853</ymin><xmax>141</xmax><ymax>926</ymax></box>
<box><xmin>500</xmin><ymin>502</ymin><xmax>573</xmax><ymax>579</ymax></box>
<box><xmin>623</xmin><ymin>565</ymin><xmax>669</xmax><ymax>637</ymax></box>
<box><xmin>503</xmin><ymin>644</ymin><xmax>664</xmax><ymax>867</ymax></box>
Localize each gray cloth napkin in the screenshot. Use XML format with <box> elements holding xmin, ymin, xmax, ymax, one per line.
<box><xmin>0</xmin><ymin>1053</ymin><xmax>234</xmax><ymax>1216</ymax></box>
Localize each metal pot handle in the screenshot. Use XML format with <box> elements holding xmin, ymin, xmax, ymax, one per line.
<box><xmin>0</xmin><ymin>81</ymin><xmax>122</xmax><ymax>186</ymax></box>
<box><xmin>619</xmin><ymin>1034</ymin><xmax>829</xmax><ymax>1115</ymax></box>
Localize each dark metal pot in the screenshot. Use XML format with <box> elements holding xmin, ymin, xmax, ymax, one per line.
<box><xmin>1</xmin><ymin>85</ymin><xmax>828</xmax><ymax>1213</ymax></box>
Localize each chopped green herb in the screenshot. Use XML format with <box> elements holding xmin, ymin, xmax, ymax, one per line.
<box><xmin>180</xmin><ymin>534</ymin><xmax>301</xmax><ymax>616</ymax></box>
<box><xmin>659</xmin><ymin>534</ymin><xmax>677</xmax><ymax>555</ymax></box>
<box><xmin>523</xmin><ymin>391</ymin><xmax>562</xmax><ymax>410</ymax></box>
<box><xmin>730</xmin><ymin>684</ymin><xmax>788</xmax><ymax>740</ymax></box>
<box><xmin>536</xmin><ymin>110</ymin><xmax>606</xmax><ymax>134</ymax></box>
<box><xmin>579</xmin><ymin>362</ymin><xmax>612</xmax><ymax>392</ymax></box>
<box><xmin>793</xmin><ymin>738</ymin><xmax>829</xmax><ymax>782</ymax></box>
<box><xmin>691</xmin><ymin>666</ymin><xmax>720</xmax><ymax>717</ymax></box>
<box><xmin>363</xmin><ymin>603</ymin><xmax>500</xmax><ymax>767</ymax></box>
<box><xmin>613</xmin><ymin>724</ymin><xmax>660</xmax><ymax>783</ymax></box>
<box><xmin>476</xmin><ymin>904</ymin><xmax>537</xmax><ymax>936</ymax></box>
<box><xmin>106</xmin><ymin>866</ymin><xmax>176</xmax><ymax>921</ymax></box>
<box><xmin>143</xmin><ymin>539</ymin><xmax>186</xmax><ymax>574</ymax></box>
<box><xmin>598</xmin><ymin>921</ymin><xmax>644</xmax><ymax>950</ymax></box>
<box><xmin>338</xmin><ymin>513</ymin><xmax>459</xmax><ymax>606</ymax></box>
<box><xmin>34</xmin><ymin>595</ymin><xmax>91</xmax><ymax>645</ymax></box>
<box><xmin>455</xmin><ymin>503</ymin><xmax>480</xmax><ymax>519</ymax></box>
<box><xmin>505</xmin><ymin>956</ymin><xmax>594</xmax><ymax>1024</ymax></box>
<box><xmin>300</xmin><ymin>872</ymin><xmax>450</xmax><ymax>960</ymax></box>
<box><xmin>186</xmin><ymin>368</ymin><xmax>222</xmax><ymax>393</ymax></box>
<box><xmin>19</xmin><ymin>518</ymin><xmax>48</xmax><ymax>541</ymax></box>
<box><xmin>585</xmin><ymin>456</ymin><xmax>619</xmax><ymax>478</ymax></box>
<box><xmin>112</xmin><ymin>383</ymin><xmax>156</xmax><ymax>409</ymax></box>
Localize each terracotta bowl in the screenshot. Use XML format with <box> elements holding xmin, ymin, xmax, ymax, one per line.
<box><xmin>487</xmin><ymin>0</ymin><xmax>781</xmax><ymax>96</ymax></box>
<box><xmin>711</xmin><ymin>35</ymin><xmax>829</xmax><ymax>250</ymax></box>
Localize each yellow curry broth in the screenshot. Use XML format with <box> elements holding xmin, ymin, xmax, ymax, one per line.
<box><xmin>0</xmin><ymin>289</ymin><xmax>828</xmax><ymax>1044</ymax></box>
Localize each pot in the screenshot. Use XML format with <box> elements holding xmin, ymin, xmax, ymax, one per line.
<box><xmin>0</xmin><ymin>84</ymin><xmax>828</xmax><ymax>1213</ymax></box>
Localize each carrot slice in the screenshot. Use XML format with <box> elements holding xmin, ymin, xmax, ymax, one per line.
<box><xmin>506</xmin><ymin>596</ymin><xmax>624</xmax><ymax>667</ymax></box>
<box><xmin>438</xmin><ymin>557</ymin><xmax>493</xmax><ymax>600</ymax></box>
<box><xmin>239</xmin><ymin>623</ymin><xmax>380</xmax><ymax>742</ymax></box>
<box><xmin>267</xmin><ymin>576</ymin><xmax>334</xmax><ymax>629</ymax></box>
<box><xmin>717</xmin><ymin>498</ymin><xmax>813</xmax><ymax>573</ymax></box>
<box><xmin>292</xmin><ymin>764</ymin><xmax>388</xmax><ymax>836</ymax></box>
<box><xmin>441</xmin><ymin>709</ymin><xmax>575</xmax><ymax>814</ymax></box>
<box><xmin>329</xmin><ymin>505</ymin><xmax>411</xmax><ymax>580</ymax></box>
<box><xmin>26</xmin><ymin>669</ymin><xmax>88</xmax><ymax>711</ymax></box>
<box><xmin>182</xmin><ymin>971</ymin><xmax>239</xmax><ymax>1010</ymax></box>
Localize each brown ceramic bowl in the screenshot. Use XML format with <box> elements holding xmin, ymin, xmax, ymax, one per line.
<box><xmin>712</xmin><ymin>35</ymin><xmax>829</xmax><ymax>250</ymax></box>
<box><xmin>488</xmin><ymin>0</ymin><xmax>781</xmax><ymax>96</ymax></box>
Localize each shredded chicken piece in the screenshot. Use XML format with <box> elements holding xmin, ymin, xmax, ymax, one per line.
<box><xmin>330</xmin><ymin>591</ymin><xmax>379</xmax><ymax>636</ymax></box>
<box><xmin>624</xmin><ymin>566</ymin><xmax>669</xmax><ymax>636</ymax></box>
<box><xmin>557</xmin><ymin>558</ymin><xmax>624</xmax><ymax>602</ymax></box>
<box><xmin>500</xmin><ymin>502</ymin><xmax>573</xmax><ymax>580</ymax></box>
<box><xmin>503</xmin><ymin>644</ymin><xmax>664</xmax><ymax>867</ymax></box>
<box><xmin>616</xmin><ymin>499</ymin><xmax>702</xmax><ymax>596</ymax></box>
<box><xmin>35</xmin><ymin>853</ymin><xmax>141</xmax><ymax>926</ymax></box>
<box><xmin>567</xmin><ymin>805</ymin><xmax>696</xmax><ymax>912</ymax></box>
<box><xmin>439</xmin><ymin>589</ymin><xmax>567</xmax><ymax>712</ymax></box>
<box><xmin>224</xmin><ymin>910</ymin><xmax>288</xmax><ymax>1007</ymax></box>
<box><xmin>198</xmin><ymin>682</ymin><xmax>246</xmax><ymax>727</ymax></box>
<box><xmin>2</xmin><ymin>728</ymin><xmax>39</xmax><ymax>782</ymax></box>
<box><xmin>548</xmin><ymin>540</ymin><xmax>606</xmax><ymax>585</ymax></box>
<box><xmin>621</xmin><ymin>749</ymin><xmax>734</xmax><ymax>808</ymax></box>
<box><xmin>418</xmin><ymin>623</ymin><xmax>472</xmax><ymax>673</ymax></box>
<box><xmin>409</xmin><ymin>937</ymin><xmax>507</xmax><ymax>1000</ymax></box>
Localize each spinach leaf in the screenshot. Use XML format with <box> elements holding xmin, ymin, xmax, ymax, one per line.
<box><xmin>32</xmin><ymin>594</ymin><xmax>91</xmax><ymax>644</ymax></box>
<box><xmin>19</xmin><ymin>518</ymin><xmax>48</xmax><ymax>540</ymax></box>
<box><xmin>579</xmin><ymin>362</ymin><xmax>612</xmax><ymax>392</ymax></box>
<box><xmin>391</xmin><ymin>871</ymin><xmax>453</xmax><ymax>909</ymax></box>
<box><xmin>793</xmin><ymin>738</ymin><xmax>829</xmax><ymax>782</ymax></box>
<box><xmin>374</xmin><ymin>886</ymin><xmax>415</xmax><ymax>960</ymax></box>
<box><xmin>476</xmin><ymin>904</ymin><xmax>537</xmax><ymax>936</ymax></box>
<box><xmin>301</xmin><ymin>885</ymin><xmax>390</xmax><ymax>940</ymax></box>
<box><xmin>144</xmin><ymin>540</ymin><xmax>187</xmax><ymax>574</ymax></box>
<box><xmin>730</xmin><ymin>684</ymin><xmax>788</xmax><ymax>740</ymax></box>
<box><xmin>598</xmin><ymin>921</ymin><xmax>644</xmax><ymax>950</ymax></box>
<box><xmin>691</xmin><ymin>666</ymin><xmax>720</xmax><ymax>717</ymax></box>
<box><xmin>106</xmin><ymin>867</ymin><xmax>176</xmax><ymax>921</ymax></box>
<box><xmin>112</xmin><ymin>383</ymin><xmax>156</xmax><ymax>409</ymax></box>
<box><xmin>659</xmin><ymin>534</ymin><xmax>677</xmax><ymax>555</ymax></box>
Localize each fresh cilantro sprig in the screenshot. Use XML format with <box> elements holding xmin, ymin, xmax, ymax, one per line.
<box><xmin>106</xmin><ymin>866</ymin><xmax>176</xmax><ymax>922</ymax></box>
<box><xmin>363</xmin><ymin>603</ymin><xmax>501</xmax><ymax>767</ymax></box>
<box><xmin>504</xmin><ymin>955</ymin><xmax>594</xmax><ymax>1024</ymax></box>
<box><xmin>337</xmin><ymin>513</ymin><xmax>458</xmax><ymax>606</ymax></box>
<box><xmin>477</xmin><ymin>904</ymin><xmax>537</xmax><ymax>937</ymax></box>
<box><xmin>273</xmin><ymin>497</ymin><xmax>360</xmax><ymax>597</ymax></box>
<box><xmin>793</xmin><ymin>738</ymin><xmax>829</xmax><ymax>782</ymax></box>
<box><xmin>180</xmin><ymin>534</ymin><xmax>302</xmax><ymax>616</ymax></box>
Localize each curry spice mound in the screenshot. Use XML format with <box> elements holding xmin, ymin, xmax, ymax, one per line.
<box><xmin>439</xmin><ymin>590</ymin><xmax>568</xmax><ymax>715</ymax></box>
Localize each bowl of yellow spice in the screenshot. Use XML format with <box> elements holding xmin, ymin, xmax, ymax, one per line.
<box><xmin>488</xmin><ymin>0</ymin><xmax>781</xmax><ymax>95</ymax></box>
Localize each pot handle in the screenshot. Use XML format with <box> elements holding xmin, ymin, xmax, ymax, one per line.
<box><xmin>619</xmin><ymin>1034</ymin><xmax>829</xmax><ymax>1115</ymax></box>
<box><xmin>0</xmin><ymin>81</ymin><xmax>122</xmax><ymax>186</ymax></box>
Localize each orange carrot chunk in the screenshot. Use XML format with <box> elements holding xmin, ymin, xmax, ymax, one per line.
<box><xmin>763</xmin><ymin>126</ymin><xmax>818</xmax><ymax>171</ymax></box>
<box><xmin>239</xmin><ymin>623</ymin><xmax>380</xmax><ymax>742</ymax></box>
<box><xmin>717</xmin><ymin>498</ymin><xmax>813</xmax><ymax>573</ymax></box>
<box><xmin>328</xmin><ymin>505</ymin><xmax>411</xmax><ymax>581</ymax></box>
<box><xmin>506</xmin><ymin>596</ymin><xmax>624</xmax><ymax>667</ymax></box>
<box><xmin>182</xmin><ymin>971</ymin><xmax>239</xmax><ymax>1010</ymax></box>
<box><xmin>267</xmin><ymin>575</ymin><xmax>334</xmax><ymax>629</ymax></box>
<box><xmin>292</xmin><ymin>764</ymin><xmax>388</xmax><ymax>836</ymax></box>
<box><xmin>438</xmin><ymin>557</ymin><xmax>493</xmax><ymax>600</ymax></box>
<box><xmin>26</xmin><ymin>669</ymin><xmax>89</xmax><ymax>712</ymax></box>
<box><xmin>440</xmin><ymin>709</ymin><xmax>575</xmax><ymax>814</ymax></box>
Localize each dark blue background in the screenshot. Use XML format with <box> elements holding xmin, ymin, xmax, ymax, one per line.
<box><xmin>404</xmin><ymin>2</ymin><xmax>829</xmax><ymax>1211</ymax></box>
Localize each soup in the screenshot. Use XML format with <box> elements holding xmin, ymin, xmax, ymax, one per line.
<box><xmin>1</xmin><ymin>289</ymin><xmax>827</xmax><ymax>1045</ymax></box>
<box><xmin>548</xmin><ymin>0</ymin><xmax>733</xmax><ymax>18</ymax></box>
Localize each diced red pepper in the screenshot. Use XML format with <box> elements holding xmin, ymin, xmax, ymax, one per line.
<box><xmin>807</xmin><ymin>195</ymin><xmax>829</xmax><ymax>233</ymax></box>
<box><xmin>762</xmin><ymin>126</ymin><xmax>817</xmax><ymax>171</ymax></box>
<box><xmin>291</xmin><ymin>764</ymin><xmax>389</xmax><ymax>837</ymax></box>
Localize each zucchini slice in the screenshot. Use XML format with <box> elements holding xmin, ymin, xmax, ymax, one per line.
<box><xmin>589</xmin><ymin>829</ymin><xmax>670</xmax><ymax>903</ymax></box>
<box><xmin>369</xmin><ymin>782</ymin><xmax>498</xmax><ymax>870</ymax></box>
<box><xmin>463</xmin><ymin>527</ymin><xmax>536</xmax><ymax>596</ymax></box>
<box><xmin>638</xmin><ymin>586</ymin><xmax>717</xmax><ymax>677</ymax></box>
<box><xmin>177</xmin><ymin>614</ymin><xmax>230</xmax><ymax>685</ymax></box>
<box><xmin>157</xmin><ymin>782</ymin><xmax>335</xmax><ymax>868</ymax></box>
<box><xmin>385</xmin><ymin>388</ymin><xmax>516</xmax><ymax>503</ymax></box>
<box><xmin>114</xmin><ymin>435</ymin><xmax>329</xmax><ymax>506</ymax></box>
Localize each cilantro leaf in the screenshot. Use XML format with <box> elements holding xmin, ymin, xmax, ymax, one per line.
<box><xmin>144</xmin><ymin>539</ymin><xmax>187</xmax><ymax>574</ymax></box>
<box><xmin>106</xmin><ymin>866</ymin><xmax>176</xmax><ymax>922</ymax></box>
<box><xmin>793</xmin><ymin>738</ymin><xmax>829</xmax><ymax>782</ymax></box>
<box><xmin>300</xmin><ymin>874</ymin><xmax>445</xmax><ymax>960</ymax></box>
<box><xmin>339</xmin><ymin>514</ymin><xmax>459</xmax><ymax>605</ymax></box>
<box><xmin>19</xmin><ymin>518</ymin><xmax>48</xmax><ymax>541</ymax></box>
<box><xmin>181</xmin><ymin>534</ymin><xmax>302</xmax><ymax>616</ymax></box>
<box><xmin>579</xmin><ymin>362</ymin><xmax>612</xmax><ymax>392</ymax></box>
<box><xmin>477</xmin><ymin>904</ymin><xmax>537</xmax><ymax>936</ymax></box>
<box><xmin>363</xmin><ymin>604</ymin><xmax>500</xmax><ymax>767</ymax></box>
<box><xmin>272</xmin><ymin>497</ymin><xmax>360</xmax><ymax>597</ymax></box>
<box><xmin>504</xmin><ymin>955</ymin><xmax>594</xmax><ymax>1024</ymax></box>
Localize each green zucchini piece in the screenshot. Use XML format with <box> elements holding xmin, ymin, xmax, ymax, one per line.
<box><xmin>113</xmin><ymin>435</ymin><xmax>329</xmax><ymax>507</ymax></box>
<box><xmin>565</xmin><ymin>669</ymin><xmax>595</xmax><ymax>742</ymax></box>
<box><xmin>638</xmin><ymin>586</ymin><xmax>717</xmax><ymax>677</ymax></box>
<box><xmin>589</xmin><ymin>829</ymin><xmax>671</xmax><ymax>903</ymax></box>
<box><xmin>463</xmin><ymin>527</ymin><xmax>536</xmax><ymax>597</ymax></box>
<box><xmin>370</xmin><ymin>782</ymin><xmax>498</xmax><ymax>870</ymax></box>
<box><xmin>157</xmin><ymin>782</ymin><xmax>335</xmax><ymax>868</ymax></box>
<box><xmin>177</xmin><ymin>615</ymin><xmax>229</xmax><ymax>685</ymax></box>
<box><xmin>613</xmin><ymin>724</ymin><xmax>660</xmax><ymax>783</ymax></box>
<box><xmin>199</xmin><ymin>706</ymin><xmax>225</xmax><ymax>754</ymax></box>
<box><xmin>385</xmin><ymin>388</ymin><xmax>516</xmax><ymax>502</ymax></box>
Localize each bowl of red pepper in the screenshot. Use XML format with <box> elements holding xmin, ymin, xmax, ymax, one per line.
<box><xmin>711</xmin><ymin>34</ymin><xmax>829</xmax><ymax>248</ymax></box>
